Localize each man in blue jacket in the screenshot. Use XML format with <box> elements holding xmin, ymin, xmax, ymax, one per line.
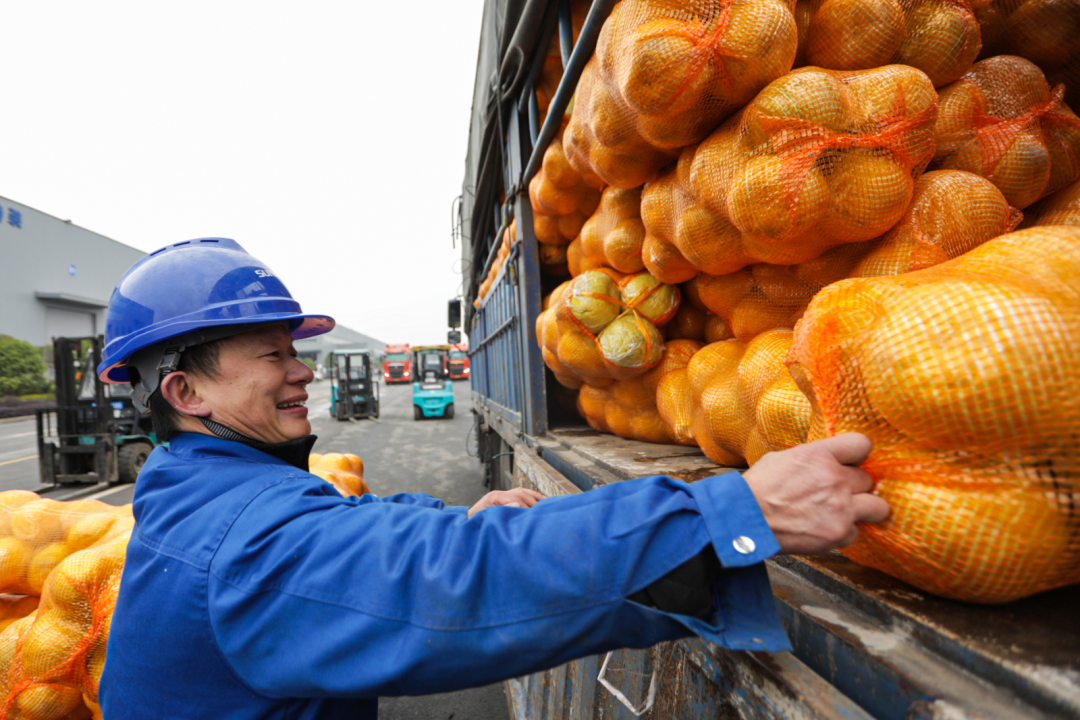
<box><xmin>97</xmin><ymin>238</ymin><xmax>888</xmax><ymax>719</ymax></box>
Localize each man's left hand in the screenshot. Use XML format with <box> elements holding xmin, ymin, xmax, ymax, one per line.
<box><xmin>467</xmin><ymin>488</ymin><xmax>546</xmax><ymax>518</ymax></box>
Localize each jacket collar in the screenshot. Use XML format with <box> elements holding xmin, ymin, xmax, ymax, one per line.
<box><xmin>166</xmin><ymin>432</ymin><xmax>316</xmax><ymax>471</ymax></box>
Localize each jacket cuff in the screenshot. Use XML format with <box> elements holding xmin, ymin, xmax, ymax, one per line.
<box><xmin>686</xmin><ymin>471</ymin><xmax>780</xmax><ymax>568</ymax></box>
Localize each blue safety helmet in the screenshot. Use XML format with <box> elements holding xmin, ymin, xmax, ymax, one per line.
<box><xmin>97</xmin><ymin>238</ymin><xmax>334</xmax><ymax>411</ymax></box>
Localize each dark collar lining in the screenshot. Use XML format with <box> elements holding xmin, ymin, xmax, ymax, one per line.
<box><xmin>199</xmin><ymin>418</ymin><xmax>317</xmax><ymax>471</ymax></box>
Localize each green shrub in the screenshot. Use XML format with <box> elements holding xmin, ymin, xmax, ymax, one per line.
<box><xmin>0</xmin><ymin>335</ymin><xmax>52</xmax><ymax>396</ymax></box>
<box><xmin>19</xmin><ymin>393</ymin><xmax>55</xmax><ymax>402</ymax></box>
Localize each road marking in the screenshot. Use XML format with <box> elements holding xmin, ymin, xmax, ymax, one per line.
<box><xmin>2</xmin><ymin>432</ymin><xmax>36</xmax><ymax>439</ymax></box>
<box><xmin>0</xmin><ymin>455</ymin><xmax>36</xmax><ymax>467</ymax></box>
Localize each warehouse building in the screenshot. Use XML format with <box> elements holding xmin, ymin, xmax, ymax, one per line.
<box><xmin>0</xmin><ymin>196</ymin><xmax>385</xmax><ymax>369</ymax></box>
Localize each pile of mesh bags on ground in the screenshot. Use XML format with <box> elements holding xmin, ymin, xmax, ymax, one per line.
<box><xmin>0</xmin><ymin>455</ymin><xmax>369</xmax><ymax>719</ymax></box>
<box><xmin>523</xmin><ymin>0</ymin><xmax>1080</xmax><ymax>603</ymax></box>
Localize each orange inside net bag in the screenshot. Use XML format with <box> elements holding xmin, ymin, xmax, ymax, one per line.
<box><xmin>308</xmin><ymin>452</ymin><xmax>370</xmax><ymax>498</ymax></box>
<box><xmin>536</xmin><ymin>270</ymin><xmax>681</xmax><ymax>388</ymax></box>
<box><xmin>1020</xmin><ymin>177</ymin><xmax>1080</xmax><ymax>228</ymax></box>
<box><xmin>786</xmin><ymin>225</ymin><xmax>1080</xmax><ymax>603</ymax></box>
<box><xmin>933</xmin><ymin>55</ymin><xmax>1080</xmax><ymax>209</ymax></box>
<box><xmin>640</xmin><ymin>65</ymin><xmax>938</xmax><ymax>280</ymax></box>
<box><xmin>975</xmin><ymin>0</ymin><xmax>1080</xmax><ymax>106</ymax></box>
<box><xmin>530</xmin><ymin>124</ymin><xmax>604</xmax><ymax>248</ymax></box>
<box><xmin>564</xmin><ymin>0</ymin><xmax>799</xmax><ymax>189</ymax></box>
<box><xmin>533</xmin><ymin>0</ymin><xmax>589</xmax><ymax>127</ymax></box>
<box><xmin>689</xmin><ymin>169</ymin><xmax>1021</xmax><ymax>341</ymax></box>
<box><xmin>0</xmin><ymin>506</ymin><xmax>134</xmax><ymax>720</ymax></box>
<box><xmin>577</xmin><ymin>339</ymin><xmax>703</xmax><ymax>444</ymax></box>
<box><xmin>475</xmin><ymin>221</ymin><xmax>517</xmax><ymax>307</ymax></box>
<box><xmin>577</xmin><ymin>186</ymin><xmax>648</xmax><ymax>274</ymax></box>
<box><xmin>792</xmin><ymin>0</ymin><xmax>982</xmax><ymax>88</ymax></box>
<box><xmin>657</xmin><ymin>330</ymin><xmax>812</xmax><ymax>466</ymax></box>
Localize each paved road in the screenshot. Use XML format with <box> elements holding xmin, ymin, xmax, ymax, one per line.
<box><xmin>0</xmin><ymin>380</ymin><xmax>510</xmax><ymax>719</ymax></box>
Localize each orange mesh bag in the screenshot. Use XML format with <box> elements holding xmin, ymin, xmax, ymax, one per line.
<box><xmin>641</xmin><ymin>65</ymin><xmax>938</xmax><ymax>279</ymax></box>
<box><xmin>536</xmin><ymin>270</ymin><xmax>681</xmax><ymax>387</ymax></box>
<box><xmin>0</xmin><ymin>493</ymin><xmax>134</xmax><ymax>598</ymax></box>
<box><xmin>0</xmin><ymin>529</ymin><xmax>130</xmax><ymax>720</ymax></box>
<box><xmin>976</xmin><ymin>0</ymin><xmax>1080</xmax><ymax>106</ymax></box>
<box><xmin>566</xmin><ymin>237</ymin><xmax>605</xmax><ymax>277</ymax></box>
<box><xmin>577</xmin><ymin>187</ymin><xmax>648</xmax><ymax>274</ymax></box>
<box><xmin>792</xmin><ymin>0</ymin><xmax>982</xmax><ymax>87</ymax></box>
<box><xmin>577</xmin><ymin>339</ymin><xmax>703</xmax><ymax>444</ymax></box>
<box><xmin>933</xmin><ymin>55</ymin><xmax>1080</xmax><ymax>209</ymax></box>
<box><xmin>1020</xmin><ymin>177</ymin><xmax>1080</xmax><ymax>227</ymax></box>
<box><xmin>564</xmin><ymin>0</ymin><xmax>799</xmax><ymax>189</ymax></box>
<box><xmin>689</xmin><ymin>169</ymin><xmax>1021</xmax><ymax>341</ymax></box>
<box><xmin>475</xmin><ymin>221</ymin><xmax>517</xmax><ymax>307</ymax></box>
<box><xmin>658</xmin><ymin>330</ymin><xmax>812</xmax><ymax>466</ymax></box>
<box><xmin>786</xmin><ymin>225</ymin><xmax>1080</xmax><ymax>603</ymax></box>
<box><xmin>530</xmin><ymin>123</ymin><xmax>604</xmax><ymax>247</ymax></box>
<box><xmin>309</xmin><ymin>452</ymin><xmax>370</xmax><ymax>497</ymax></box>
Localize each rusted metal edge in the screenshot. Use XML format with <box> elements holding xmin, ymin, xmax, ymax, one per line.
<box><xmin>767</xmin><ymin>560</ymin><xmax>1068</xmax><ymax>720</ymax></box>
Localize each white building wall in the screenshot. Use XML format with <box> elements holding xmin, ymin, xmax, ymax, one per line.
<box><xmin>0</xmin><ymin>196</ymin><xmax>145</xmax><ymax>346</ymax></box>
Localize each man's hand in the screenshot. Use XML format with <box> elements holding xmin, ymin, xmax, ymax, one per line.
<box><xmin>467</xmin><ymin>488</ymin><xmax>547</xmax><ymax>518</ymax></box>
<box><xmin>742</xmin><ymin>433</ymin><xmax>890</xmax><ymax>555</ymax></box>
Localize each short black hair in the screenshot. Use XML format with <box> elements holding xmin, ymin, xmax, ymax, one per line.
<box><xmin>145</xmin><ymin>340</ymin><xmax>224</xmax><ymax>442</ymax></box>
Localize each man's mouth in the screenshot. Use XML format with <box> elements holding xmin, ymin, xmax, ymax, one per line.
<box><xmin>277</xmin><ymin>400</ymin><xmax>307</xmax><ymax>409</ymax></box>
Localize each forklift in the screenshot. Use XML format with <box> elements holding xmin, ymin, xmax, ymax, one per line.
<box><xmin>329</xmin><ymin>349</ymin><xmax>380</xmax><ymax>420</ymax></box>
<box><xmin>36</xmin><ymin>336</ymin><xmax>158</xmax><ymax>486</ymax></box>
<box><xmin>411</xmin><ymin>345</ymin><xmax>455</xmax><ymax>420</ymax></box>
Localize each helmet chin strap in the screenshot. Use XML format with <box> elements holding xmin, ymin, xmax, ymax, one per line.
<box><xmin>199</xmin><ymin>417</ymin><xmax>317</xmax><ymax>471</ymax></box>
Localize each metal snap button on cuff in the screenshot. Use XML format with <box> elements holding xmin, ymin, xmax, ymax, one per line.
<box><xmin>733</xmin><ymin>536</ymin><xmax>756</xmax><ymax>554</ymax></box>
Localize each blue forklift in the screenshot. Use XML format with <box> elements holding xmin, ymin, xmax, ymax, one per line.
<box><xmin>411</xmin><ymin>345</ymin><xmax>455</xmax><ymax>420</ymax></box>
<box><xmin>329</xmin><ymin>348</ymin><xmax>380</xmax><ymax>421</ymax></box>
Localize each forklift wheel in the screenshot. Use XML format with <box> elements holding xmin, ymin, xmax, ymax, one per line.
<box><xmin>372</xmin><ymin>401</ymin><xmax>380</xmax><ymax>419</ymax></box>
<box><xmin>118</xmin><ymin>442</ymin><xmax>153</xmax><ymax>484</ymax></box>
<box><xmin>414</xmin><ymin>406</ymin><xmax>422</xmax><ymax>421</ymax></box>
<box><xmin>444</xmin><ymin>403</ymin><xmax>455</xmax><ymax>419</ymax></box>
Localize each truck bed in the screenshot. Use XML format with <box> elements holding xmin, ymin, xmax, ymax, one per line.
<box><xmin>505</xmin><ymin>422</ymin><xmax>1080</xmax><ymax>719</ymax></box>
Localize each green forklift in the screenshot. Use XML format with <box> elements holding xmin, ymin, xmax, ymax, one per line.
<box><xmin>411</xmin><ymin>345</ymin><xmax>455</xmax><ymax>420</ymax></box>
<box><xmin>329</xmin><ymin>348</ymin><xmax>380</xmax><ymax>420</ymax></box>
<box><xmin>35</xmin><ymin>336</ymin><xmax>158</xmax><ymax>485</ymax></box>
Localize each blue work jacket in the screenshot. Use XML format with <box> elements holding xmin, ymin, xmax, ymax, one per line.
<box><xmin>100</xmin><ymin>433</ymin><xmax>790</xmax><ymax>719</ymax></box>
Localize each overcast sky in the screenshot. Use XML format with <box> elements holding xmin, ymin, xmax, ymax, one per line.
<box><xmin>1</xmin><ymin>1</ymin><xmax>485</xmax><ymax>347</ymax></box>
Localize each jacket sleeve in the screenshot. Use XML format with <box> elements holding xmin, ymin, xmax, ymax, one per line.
<box><xmin>207</xmin><ymin>471</ymin><xmax>788</xmax><ymax>700</ymax></box>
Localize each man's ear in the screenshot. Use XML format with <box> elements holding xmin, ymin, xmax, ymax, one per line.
<box><xmin>159</xmin><ymin>372</ymin><xmax>211</xmax><ymax>417</ymax></box>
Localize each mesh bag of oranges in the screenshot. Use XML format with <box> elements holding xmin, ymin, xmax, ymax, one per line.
<box><xmin>661</xmin><ymin>299</ymin><xmax>733</xmax><ymax>344</ymax></box>
<box><xmin>792</xmin><ymin>0</ymin><xmax>982</xmax><ymax>88</ymax></box>
<box><xmin>786</xmin><ymin>225</ymin><xmax>1080</xmax><ymax>603</ymax></box>
<box><xmin>577</xmin><ymin>339</ymin><xmax>703</xmax><ymax>444</ymax></box>
<box><xmin>537</xmin><ymin>270</ymin><xmax>681</xmax><ymax>388</ymax></box>
<box><xmin>574</xmin><ymin>187</ymin><xmax>648</xmax><ymax>274</ymax></box>
<box><xmin>641</xmin><ymin>65</ymin><xmax>938</xmax><ymax>282</ymax></box>
<box><xmin>530</xmin><ymin>124</ymin><xmax>604</xmax><ymax>248</ymax></box>
<box><xmin>932</xmin><ymin>55</ymin><xmax>1080</xmax><ymax>209</ymax></box>
<box><xmin>657</xmin><ymin>330</ymin><xmax>812</xmax><ymax>466</ymax></box>
<box><xmin>308</xmin><ymin>452</ymin><xmax>369</xmax><ymax>498</ymax></box>
<box><xmin>564</xmin><ymin>0</ymin><xmax>799</xmax><ymax>189</ymax></box>
<box><xmin>975</xmin><ymin>0</ymin><xmax>1080</xmax><ymax>106</ymax></box>
<box><xmin>1021</xmin><ymin>177</ymin><xmax>1080</xmax><ymax>228</ymax></box>
<box><xmin>0</xmin><ymin>491</ymin><xmax>135</xmax><ymax>720</ymax></box>
<box><xmin>475</xmin><ymin>221</ymin><xmax>517</xmax><ymax>308</ymax></box>
<box><xmin>688</xmin><ymin>169</ymin><xmax>1021</xmax><ymax>342</ymax></box>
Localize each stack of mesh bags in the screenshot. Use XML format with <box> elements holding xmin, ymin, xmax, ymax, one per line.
<box><xmin>0</xmin><ymin>491</ymin><xmax>135</xmax><ymax>720</ymax></box>
<box><xmin>786</xmin><ymin>226</ymin><xmax>1080</xmax><ymax>603</ymax></box>
<box><xmin>536</xmin><ymin>270</ymin><xmax>681</xmax><ymax>389</ymax></box>
<box><xmin>564</xmin><ymin>0</ymin><xmax>800</xmax><ymax>190</ymax></box>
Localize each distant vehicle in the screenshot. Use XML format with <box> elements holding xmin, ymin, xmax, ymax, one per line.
<box><xmin>411</xmin><ymin>345</ymin><xmax>454</xmax><ymax>420</ymax></box>
<box><xmin>328</xmin><ymin>348</ymin><xmax>379</xmax><ymax>421</ymax></box>
<box><xmin>448</xmin><ymin>342</ymin><xmax>470</xmax><ymax>380</ymax></box>
<box><xmin>36</xmin><ymin>336</ymin><xmax>159</xmax><ymax>485</ymax></box>
<box><xmin>382</xmin><ymin>344</ymin><xmax>412</xmax><ymax>384</ymax></box>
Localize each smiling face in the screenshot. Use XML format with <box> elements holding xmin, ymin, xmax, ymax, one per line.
<box><xmin>189</xmin><ymin>324</ymin><xmax>314</xmax><ymax>443</ymax></box>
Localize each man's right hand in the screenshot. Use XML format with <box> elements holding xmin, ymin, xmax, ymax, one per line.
<box><xmin>742</xmin><ymin>433</ymin><xmax>890</xmax><ymax>555</ymax></box>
